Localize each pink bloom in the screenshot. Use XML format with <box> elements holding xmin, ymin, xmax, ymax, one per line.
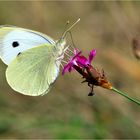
<box><xmin>77</xmin><ymin>49</ymin><xmax>96</xmax><ymax>67</ymax></box>
<box><xmin>62</xmin><ymin>48</ymin><xmax>96</xmax><ymax>75</ymax></box>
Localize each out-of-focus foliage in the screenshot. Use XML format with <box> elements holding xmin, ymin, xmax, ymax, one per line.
<box><xmin>0</xmin><ymin>1</ymin><xmax>140</xmax><ymax>139</ymax></box>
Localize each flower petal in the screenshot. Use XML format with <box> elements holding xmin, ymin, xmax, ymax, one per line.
<box><xmin>62</xmin><ymin>63</ymin><xmax>72</xmax><ymax>75</ymax></box>
<box><xmin>88</xmin><ymin>49</ymin><xmax>96</xmax><ymax>64</ymax></box>
<box><xmin>76</xmin><ymin>55</ymin><xmax>89</xmax><ymax>67</ymax></box>
<box><xmin>62</xmin><ymin>48</ymin><xmax>96</xmax><ymax>75</ymax></box>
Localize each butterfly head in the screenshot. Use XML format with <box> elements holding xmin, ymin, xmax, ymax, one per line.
<box><xmin>55</xmin><ymin>18</ymin><xmax>80</xmax><ymax>58</ymax></box>
<box><xmin>55</xmin><ymin>38</ymin><xmax>66</xmax><ymax>58</ymax></box>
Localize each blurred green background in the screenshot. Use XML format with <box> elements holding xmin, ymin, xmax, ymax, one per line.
<box><xmin>0</xmin><ymin>1</ymin><xmax>140</xmax><ymax>139</ymax></box>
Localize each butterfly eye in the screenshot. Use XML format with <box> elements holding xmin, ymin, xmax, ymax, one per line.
<box><xmin>12</xmin><ymin>41</ymin><xmax>19</xmax><ymax>48</ymax></box>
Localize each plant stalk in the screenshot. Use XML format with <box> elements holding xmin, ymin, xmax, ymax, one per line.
<box><xmin>112</xmin><ymin>87</ymin><xmax>140</xmax><ymax>106</ymax></box>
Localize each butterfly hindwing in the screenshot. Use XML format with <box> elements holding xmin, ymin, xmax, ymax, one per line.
<box><xmin>6</xmin><ymin>44</ymin><xmax>59</xmax><ymax>96</ymax></box>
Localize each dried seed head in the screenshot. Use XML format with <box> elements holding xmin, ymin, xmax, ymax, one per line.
<box><xmin>86</xmin><ymin>65</ymin><xmax>112</xmax><ymax>90</ymax></box>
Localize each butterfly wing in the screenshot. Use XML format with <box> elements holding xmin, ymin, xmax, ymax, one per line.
<box><xmin>0</xmin><ymin>25</ymin><xmax>55</xmax><ymax>65</ymax></box>
<box><xmin>6</xmin><ymin>44</ymin><xmax>60</xmax><ymax>96</ymax></box>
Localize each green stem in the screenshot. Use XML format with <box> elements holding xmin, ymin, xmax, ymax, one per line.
<box><xmin>112</xmin><ymin>87</ymin><xmax>140</xmax><ymax>106</ymax></box>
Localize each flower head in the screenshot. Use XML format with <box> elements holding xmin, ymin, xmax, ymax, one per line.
<box><xmin>62</xmin><ymin>48</ymin><xmax>112</xmax><ymax>96</ymax></box>
<box><xmin>62</xmin><ymin>48</ymin><xmax>96</xmax><ymax>75</ymax></box>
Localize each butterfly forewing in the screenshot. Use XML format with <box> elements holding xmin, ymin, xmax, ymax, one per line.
<box><xmin>0</xmin><ymin>26</ymin><xmax>55</xmax><ymax>65</ymax></box>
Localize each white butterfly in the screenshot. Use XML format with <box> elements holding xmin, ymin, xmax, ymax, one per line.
<box><xmin>0</xmin><ymin>19</ymin><xmax>80</xmax><ymax>96</ymax></box>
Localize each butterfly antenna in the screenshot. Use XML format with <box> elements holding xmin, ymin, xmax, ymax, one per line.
<box><xmin>61</xmin><ymin>18</ymin><xmax>80</xmax><ymax>39</ymax></box>
<box><xmin>68</xmin><ymin>31</ymin><xmax>76</xmax><ymax>48</ymax></box>
<box><xmin>61</xmin><ymin>20</ymin><xmax>70</xmax><ymax>36</ymax></box>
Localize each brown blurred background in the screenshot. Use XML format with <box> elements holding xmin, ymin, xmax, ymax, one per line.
<box><xmin>0</xmin><ymin>1</ymin><xmax>140</xmax><ymax>139</ymax></box>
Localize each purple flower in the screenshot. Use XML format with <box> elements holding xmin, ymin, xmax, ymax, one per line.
<box><xmin>62</xmin><ymin>48</ymin><xmax>96</xmax><ymax>75</ymax></box>
<box><xmin>76</xmin><ymin>49</ymin><xmax>96</xmax><ymax>67</ymax></box>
